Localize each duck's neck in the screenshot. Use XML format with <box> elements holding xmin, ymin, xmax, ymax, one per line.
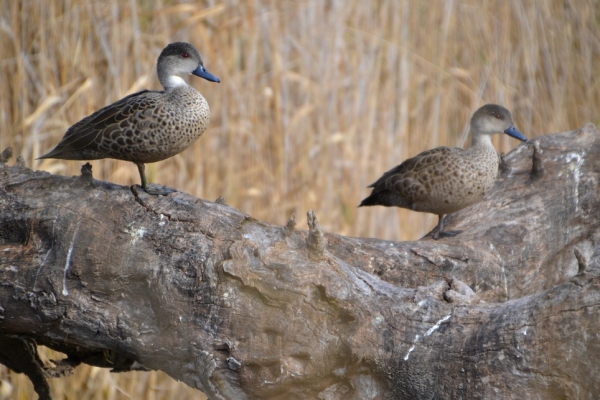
<box><xmin>159</xmin><ymin>73</ymin><xmax>188</xmax><ymax>90</ymax></box>
<box><xmin>469</xmin><ymin>131</ymin><xmax>494</xmax><ymax>149</ymax></box>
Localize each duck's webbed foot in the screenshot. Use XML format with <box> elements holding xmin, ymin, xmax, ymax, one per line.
<box><xmin>142</xmin><ymin>184</ymin><xmax>177</xmax><ymax>196</ymax></box>
<box><xmin>435</xmin><ymin>230</ymin><xmax>461</xmax><ymax>239</ymax></box>
<box><xmin>135</xmin><ymin>162</ymin><xmax>177</xmax><ymax>196</ymax></box>
<box><xmin>431</xmin><ymin>215</ymin><xmax>461</xmax><ymax>240</ymax></box>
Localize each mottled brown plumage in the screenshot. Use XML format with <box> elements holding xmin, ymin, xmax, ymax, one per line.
<box><xmin>38</xmin><ymin>42</ymin><xmax>220</xmax><ymax>195</ymax></box>
<box><xmin>359</xmin><ymin>104</ymin><xmax>527</xmax><ymax>239</ymax></box>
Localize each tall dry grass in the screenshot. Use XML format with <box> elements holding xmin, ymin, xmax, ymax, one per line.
<box><xmin>1</xmin><ymin>0</ymin><xmax>599</xmax><ymax>398</ymax></box>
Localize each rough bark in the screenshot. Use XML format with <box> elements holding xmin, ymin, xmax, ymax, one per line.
<box><xmin>0</xmin><ymin>124</ymin><xmax>599</xmax><ymax>399</ymax></box>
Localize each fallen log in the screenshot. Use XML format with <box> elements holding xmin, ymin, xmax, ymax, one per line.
<box><xmin>0</xmin><ymin>124</ymin><xmax>599</xmax><ymax>399</ymax></box>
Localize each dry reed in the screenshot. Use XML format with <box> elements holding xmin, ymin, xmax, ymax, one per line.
<box><xmin>1</xmin><ymin>0</ymin><xmax>599</xmax><ymax>398</ymax></box>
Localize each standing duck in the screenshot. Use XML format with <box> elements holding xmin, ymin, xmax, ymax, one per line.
<box><xmin>38</xmin><ymin>42</ymin><xmax>220</xmax><ymax>195</ymax></box>
<box><xmin>359</xmin><ymin>104</ymin><xmax>527</xmax><ymax>239</ymax></box>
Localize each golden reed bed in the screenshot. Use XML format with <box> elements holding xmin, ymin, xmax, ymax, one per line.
<box><xmin>1</xmin><ymin>0</ymin><xmax>599</xmax><ymax>398</ymax></box>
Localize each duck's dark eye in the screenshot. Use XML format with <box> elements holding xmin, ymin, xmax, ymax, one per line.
<box><xmin>181</xmin><ymin>53</ymin><xmax>189</xmax><ymax>58</ymax></box>
<box><xmin>494</xmin><ymin>113</ymin><xmax>501</xmax><ymax>119</ymax></box>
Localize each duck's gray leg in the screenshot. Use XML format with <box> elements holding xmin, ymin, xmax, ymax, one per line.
<box><xmin>136</xmin><ymin>163</ymin><xmax>149</xmax><ymax>190</ymax></box>
<box><xmin>135</xmin><ymin>162</ymin><xmax>176</xmax><ymax>196</ymax></box>
<box><xmin>433</xmin><ymin>215</ymin><xmax>445</xmax><ymax>240</ymax></box>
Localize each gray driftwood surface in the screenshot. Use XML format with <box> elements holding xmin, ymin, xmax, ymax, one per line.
<box><xmin>1</xmin><ymin>124</ymin><xmax>599</xmax><ymax>400</ymax></box>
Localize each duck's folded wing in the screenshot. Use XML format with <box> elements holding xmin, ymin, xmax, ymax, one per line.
<box><xmin>39</xmin><ymin>90</ymin><xmax>154</xmax><ymax>158</ymax></box>
<box><xmin>368</xmin><ymin>147</ymin><xmax>453</xmax><ymax>189</ymax></box>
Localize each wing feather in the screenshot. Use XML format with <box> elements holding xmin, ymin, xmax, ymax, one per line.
<box><xmin>39</xmin><ymin>90</ymin><xmax>158</xmax><ymax>159</ymax></box>
<box><xmin>361</xmin><ymin>146</ymin><xmax>461</xmax><ymax>207</ymax></box>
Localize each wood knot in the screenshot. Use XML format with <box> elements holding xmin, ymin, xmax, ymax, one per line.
<box><xmin>215</xmin><ymin>196</ymin><xmax>227</xmax><ymax>205</ymax></box>
<box><xmin>529</xmin><ymin>141</ymin><xmax>546</xmax><ymax>180</ymax></box>
<box><xmin>284</xmin><ymin>213</ymin><xmax>296</xmax><ymax>237</ymax></box>
<box><xmin>574</xmin><ymin>247</ymin><xmax>588</xmax><ymax>275</ymax></box>
<box><xmin>571</xmin><ymin>247</ymin><xmax>595</xmax><ymax>286</ymax></box>
<box><xmin>576</xmin><ymin>122</ymin><xmax>597</xmax><ymax>138</ymax></box>
<box><xmin>80</xmin><ymin>162</ymin><xmax>93</xmax><ymax>180</ymax></box>
<box><xmin>588</xmin><ymin>245</ymin><xmax>600</xmax><ymax>275</ymax></box>
<box><xmin>306</xmin><ymin>210</ymin><xmax>325</xmax><ymax>258</ymax></box>
<box><xmin>227</xmin><ymin>356</ymin><xmax>242</xmax><ymax>371</ymax></box>
<box><xmin>15</xmin><ymin>155</ymin><xmax>26</xmax><ymax>168</ymax></box>
<box><xmin>498</xmin><ymin>152</ymin><xmax>510</xmax><ymax>174</ymax></box>
<box><xmin>0</xmin><ymin>147</ymin><xmax>13</xmax><ymax>164</ymax></box>
<box><xmin>444</xmin><ymin>277</ymin><xmax>477</xmax><ymax>304</ymax></box>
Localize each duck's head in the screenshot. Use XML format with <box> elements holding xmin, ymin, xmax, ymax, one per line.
<box><xmin>470</xmin><ymin>104</ymin><xmax>526</xmax><ymax>142</ymax></box>
<box><xmin>157</xmin><ymin>42</ymin><xmax>220</xmax><ymax>89</ymax></box>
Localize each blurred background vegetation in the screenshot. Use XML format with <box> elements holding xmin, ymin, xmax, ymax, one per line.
<box><xmin>0</xmin><ymin>0</ymin><xmax>599</xmax><ymax>398</ymax></box>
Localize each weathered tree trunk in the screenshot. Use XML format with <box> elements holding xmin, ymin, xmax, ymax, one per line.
<box><xmin>0</xmin><ymin>124</ymin><xmax>599</xmax><ymax>399</ymax></box>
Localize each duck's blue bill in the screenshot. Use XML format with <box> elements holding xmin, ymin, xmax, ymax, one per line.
<box><xmin>504</xmin><ymin>125</ymin><xmax>527</xmax><ymax>141</ymax></box>
<box><xmin>193</xmin><ymin>66</ymin><xmax>220</xmax><ymax>83</ymax></box>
